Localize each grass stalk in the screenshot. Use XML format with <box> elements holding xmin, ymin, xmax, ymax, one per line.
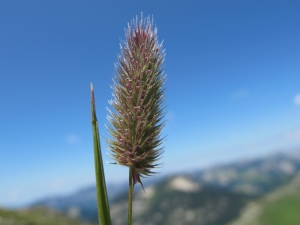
<box><xmin>127</xmin><ymin>166</ymin><xmax>133</xmax><ymax>225</ymax></box>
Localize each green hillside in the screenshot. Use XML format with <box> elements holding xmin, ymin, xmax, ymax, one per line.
<box><xmin>228</xmin><ymin>172</ymin><xmax>300</xmax><ymax>225</ymax></box>
<box><xmin>0</xmin><ymin>207</ymin><xmax>92</xmax><ymax>225</ymax></box>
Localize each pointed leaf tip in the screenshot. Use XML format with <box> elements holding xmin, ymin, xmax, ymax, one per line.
<box><xmin>90</xmin><ymin>82</ymin><xmax>94</xmax><ymax>91</ymax></box>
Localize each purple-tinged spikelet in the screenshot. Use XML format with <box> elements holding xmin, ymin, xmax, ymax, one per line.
<box><xmin>107</xmin><ymin>15</ymin><xmax>166</xmax><ymax>187</ymax></box>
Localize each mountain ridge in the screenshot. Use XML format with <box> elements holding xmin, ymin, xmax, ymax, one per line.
<box><xmin>29</xmin><ymin>149</ymin><xmax>300</xmax><ymax>225</ymax></box>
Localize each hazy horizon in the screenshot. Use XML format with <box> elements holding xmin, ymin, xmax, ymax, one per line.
<box><xmin>2</xmin><ymin>146</ymin><xmax>300</xmax><ymax>209</ymax></box>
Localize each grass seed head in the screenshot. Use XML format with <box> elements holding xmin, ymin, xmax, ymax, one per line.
<box><xmin>107</xmin><ymin>15</ymin><xmax>166</xmax><ymax>187</ymax></box>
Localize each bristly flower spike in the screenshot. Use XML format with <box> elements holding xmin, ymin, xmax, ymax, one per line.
<box><xmin>107</xmin><ymin>14</ymin><xmax>166</xmax><ymax>189</ymax></box>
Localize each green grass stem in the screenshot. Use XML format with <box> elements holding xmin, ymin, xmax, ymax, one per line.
<box><xmin>127</xmin><ymin>166</ymin><xmax>133</xmax><ymax>225</ymax></box>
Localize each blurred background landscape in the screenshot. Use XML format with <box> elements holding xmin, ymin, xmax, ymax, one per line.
<box><xmin>1</xmin><ymin>0</ymin><xmax>300</xmax><ymax>224</ymax></box>
<box><xmin>2</xmin><ymin>150</ymin><xmax>300</xmax><ymax>225</ymax></box>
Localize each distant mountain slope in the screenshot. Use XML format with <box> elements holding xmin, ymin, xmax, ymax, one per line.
<box><xmin>227</xmin><ymin>172</ymin><xmax>300</xmax><ymax>225</ymax></box>
<box><xmin>108</xmin><ymin>176</ymin><xmax>253</xmax><ymax>225</ymax></box>
<box><xmin>30</xmin><ymin>179</ymin><xmax>154</xmax><ymax>222</ymax></box>
<box><xmin>192</xmin><ymin>152</ymin><xmax>300</xmax><ymax>196</ymax></box>
<box><xmin>29</xmin><ymin>150</ymin><xmax>300</xmax><ymax>225</ymax></box>
<box><xmin>0</xmin><ymin>207</ymin><xmax>92</xmax><ymax>225</ymax></box>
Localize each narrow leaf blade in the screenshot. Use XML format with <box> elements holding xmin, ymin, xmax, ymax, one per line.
<box><xmin>91</xmin><ymin>83</ymin><xmax>112</xmax><ymax>225</ymax></box>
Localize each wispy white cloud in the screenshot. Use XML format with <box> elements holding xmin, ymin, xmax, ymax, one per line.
<box><xmin>243</xmin><ymin>128</ymin><xmax>300</xmax><ymax>154</ymax></box>
<box><xmin>166</xmin><ymin>110</ymin><xmax>175</xmax><ymax>121</ymax></box>
<box><xmin>51</xmin><ymin>179</ymin><xmax>64</xmax><ymax>190</ymax></box>
<box><xmin>66</xmin><ymin>134</ymin><xmax>80</xmax><ymax>144</ymax></box>
<box><xmin>231</xmin><ymin>89</ymin><xmax>248</xmax><ymax>100</ymax></box>
<box><xmin>294</xmin><ymin>94</ymin><xmax>300</xmax><ymax>106</ymax></box>
<box><xmin>283</xmin><ymin>129</ymin><xmax>300</xmax><ymax>140</ymax></box>
<box><xmin>8</xmin><ymin>190</ymin><xmax>20</xmax><ymax>201</ymax></box>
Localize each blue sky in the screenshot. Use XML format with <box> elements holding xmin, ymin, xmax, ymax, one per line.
<box><xmin>1</xmin><ymin>0</ymin><xmax>300</xmax><ymax>207</ymax></box>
